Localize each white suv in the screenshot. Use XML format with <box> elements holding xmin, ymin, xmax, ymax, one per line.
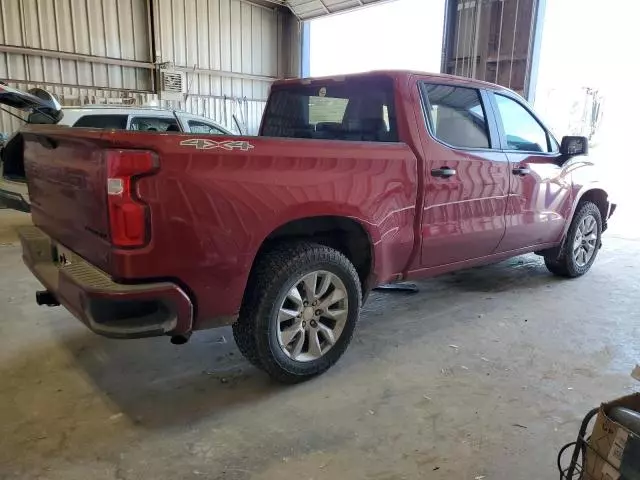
<box><xmin>0</xmin><ymin>85</ymin><xmax>235</xmax><ymax>212</ymax></box>
<box><xmin>57</xmin><ymin>106</ymin><xmax>234</xmax><ymax>135</ymax></box>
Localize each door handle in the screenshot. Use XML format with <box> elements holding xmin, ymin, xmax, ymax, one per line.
<box><xmin>512</xmin><ymin>166</ymin><xmax>531</xmax><ymax>176</ymax></box>
<box><xmin>431</xmin><ymin>167</ymin><xmax>457</xmax><ymax>178</ymax></box>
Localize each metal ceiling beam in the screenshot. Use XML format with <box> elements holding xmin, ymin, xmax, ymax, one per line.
<box><xmin>0</xmin><ymin>45</ymin><xmax>277</xmax><ymax>83</ymax></box>
<box><xmin>0</xmin><ymin>78</ymin><xmax>153</xmax><ymax>94</ymax></box>
<box><xmin>241</xmin><ymin>0</ymin><xmax>287</xmax><ymax>9</ymax></box>
<box><xmin>0</xmin><ymin>44</ymin><xmax>154</xmax><ymax>70</ymax></box>
<box><xmin>171</xmin><ymin>65</ymin><xmax>277</xmax><ymax>82</ymax></box>
<box><xmin>317</xmin><ymin>0</ymin><xmax>331</xmax><ymax>14</ymax></box>
<box><xmin>280</xmin><ymin>0</ymin><xmax>400</xmax><ymax>21</ymax></box>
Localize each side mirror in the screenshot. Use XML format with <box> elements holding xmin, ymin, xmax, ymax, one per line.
<box><xmin>560</xmin><ymin>136</ymin><xmax>588</xmax><ymax>156</ymax></box>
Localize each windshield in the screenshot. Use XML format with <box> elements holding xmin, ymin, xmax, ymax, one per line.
<box><xmin>261</xmin><ymin>76</ymin><xmax>398</xmax><ymax>142</ymax></box>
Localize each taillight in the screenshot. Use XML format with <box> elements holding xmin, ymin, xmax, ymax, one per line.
<box><xmin>105</xmin><ymin>149</ymin><xmax>156</xmax><ymax>248</ymax></box>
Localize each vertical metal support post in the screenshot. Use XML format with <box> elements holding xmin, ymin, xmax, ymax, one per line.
<box><xmin>147</xmin><ymin>0</ymin><xmax>158</xmax><ymax>93</ymax></box>
<box><xmin>507</xmin><ymin>0</ymin><xmax>521</xmax><ymax>89</ymax></box>
<box><xmin>441</xmin><ymin>0</ymin><xmax>459</xmax><ymax>74</ymax></box>
<box><xmin>526</xmin><ymin>0</ymin><xmax>545</xmax><ymax>103</ymax></box>
<box><xmin>471</xmin><ymin>1</ymin><xmax>482</xmax><ymax>78</ymax></box>
<box><xmin>301</xmin><ymin>21</ymin><xmax>311</xmax><ymax>78</ymax></box>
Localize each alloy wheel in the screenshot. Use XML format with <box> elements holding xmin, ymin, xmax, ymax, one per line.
<box><xmin>573</xmin><ymin>214</ymin><xmax>598</xmax><ymax>267</ymax></box>
<box><xmin>276</xmin><ymin>270</ymin><xmax>349</xmax><ymax>362</ymax></box>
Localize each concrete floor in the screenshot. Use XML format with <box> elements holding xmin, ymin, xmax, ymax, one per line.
<box><xmin>1</xmin><ymin>208</ymin><xmax>638</xmax><ymax>480</ymax></box>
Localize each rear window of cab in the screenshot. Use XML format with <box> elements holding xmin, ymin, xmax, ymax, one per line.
<box><xmin>262</xmin><ymin>76</ymin><xmax>398</xmax><ymax>143</ymax></box>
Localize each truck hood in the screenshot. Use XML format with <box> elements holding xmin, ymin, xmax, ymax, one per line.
<box><xmin>0</xmin><ymin>84</ymin><xmax>62</xmax><ymax>123</ymax></box>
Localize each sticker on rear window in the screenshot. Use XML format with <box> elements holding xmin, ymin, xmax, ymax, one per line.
<box><xmin>179</xmin><ymin>139</ymin><xmax>254</xmax><ymax>151</ymax></box>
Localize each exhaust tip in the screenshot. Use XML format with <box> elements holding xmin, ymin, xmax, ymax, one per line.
<box><xmin>170</xmin><ymin>333</ymin><xmax>191</xmax><ymax>345</ymax></box>
<box><xmin>36</xmin><ymin>290</ymin><xmax>60</xmax><ymax>307</ymax></box>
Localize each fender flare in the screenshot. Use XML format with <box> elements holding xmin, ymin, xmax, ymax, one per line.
<box><xmin>245</xmin><ymin>204</ymin><xmax>381</xmax><ymax>290</ymax></box>
<box><xmin>554</xmin><ymin>185</ymin><xmax>611</xmax><ymax>256</ymax></box>
<box><xmin>256</xmin><ymin>202</ymin><xmax>382</xmax><ymax>248</ymax></box>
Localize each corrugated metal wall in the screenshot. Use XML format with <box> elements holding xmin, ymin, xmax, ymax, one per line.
<box><xmin>0</xmin><ymin>0</ymin><xmax>300</xmax><ymax>134</ymax></box>
<box><xmin>0</xmin><ymin>0</ymin><xmax>152</xmax><ymax>90</ymax></box>
<box><xmin>442</xmin><ymin>0</ymin><xmax>539</xmax><ymax>98</ymax></box>
<box><xmin>153</xmin><ymin>0</ymin><xmax>301</xmax><ymax>134</ymax></box>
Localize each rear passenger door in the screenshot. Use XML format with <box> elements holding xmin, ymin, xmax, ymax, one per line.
<box><xmin>417</xmin><ymin>82</ymin><xmax>510</xmax><ymax>268</ymax></box>
<box><xmin>488</xmin><ymin>92</ymin><xmax>572</xmax><ymax>251</ymax></box>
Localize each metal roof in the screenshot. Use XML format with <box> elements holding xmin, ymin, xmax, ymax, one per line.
<box><xmin>266</xmin><ymin>0</ymin><xmax>396</xmax><ymax>21</ymax></box>
<box><xmin>63</xmin><ymin>105</ymin><xmax>169</xmax><ymax>111</ymax></box>
<box><xmin>273</xmin><ymin>70</ymin><xmax>514</xmax><ymax>93</ymax></box>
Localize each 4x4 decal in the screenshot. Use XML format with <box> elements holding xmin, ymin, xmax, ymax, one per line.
<box><xmin>179</xmin><ymin>139</ymin><xmax>255</xmax><ymax>151</ymax></box>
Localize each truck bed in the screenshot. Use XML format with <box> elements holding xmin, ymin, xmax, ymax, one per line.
<box><xmin>21</xmin><ymin>125</ymin><xmax>419</xmax><ymax>327</ymax></box>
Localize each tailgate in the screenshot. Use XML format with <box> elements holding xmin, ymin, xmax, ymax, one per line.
<box><xmin>22</xmin><ymin>126</ymin><xmax>112</xmax><ymax>271</ymax></box>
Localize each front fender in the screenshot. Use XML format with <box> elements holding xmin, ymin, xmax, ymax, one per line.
<box><xmin>562</xmin><ymin>155</ymin><xmax>614</xmax><ymax>240</ymax></box>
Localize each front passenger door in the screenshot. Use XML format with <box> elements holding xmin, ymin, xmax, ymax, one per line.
<box><xmin>490</xmin><ymin>93</ymin><xmax>573</xmax><ymax>252</ymax></box>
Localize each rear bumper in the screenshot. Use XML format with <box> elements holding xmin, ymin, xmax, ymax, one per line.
<box><xmin>18</xmin><ymin>226</ymin><xmax>193</xmax><ymax>339</ymax></box>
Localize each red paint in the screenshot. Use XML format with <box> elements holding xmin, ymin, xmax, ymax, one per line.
<box><xmin>498</xmin><ymin>153</ymin><xmax>573</xmax><ymax>252</ymax></box>
<box><xmin>20</xmin><ymin>71</ymin><xmax>614</xmax><ymax>337</ymax></box>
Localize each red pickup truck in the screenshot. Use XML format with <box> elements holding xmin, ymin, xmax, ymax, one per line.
<box><xmin>17</xmin><ymin>71</ymin><xmax>615</xmax><ymax>382</ymax></box>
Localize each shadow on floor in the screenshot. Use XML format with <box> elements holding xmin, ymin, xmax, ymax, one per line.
<box><xmin>430</xmin><ymin>255</ymin><xmax>566</xmax><ymax>293</ymax></box>
<box><xmin>1</xmin><ymin>253</ymin><xmax>562</xmax><ymax>434</ymax></box>
<box><xmin>57</xmin><ymin>328</ymin><xmax>286</xmax><ymax>428</ymax></box>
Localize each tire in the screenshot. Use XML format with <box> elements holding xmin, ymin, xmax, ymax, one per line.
<box><xmin>544</xmin><ymin>201</ymin><xmax>602</xmax><ymax>278</ymax></box>
<box><xmin>232</xmin><ymin>312</ymin><xmax>264</xmax><ymax>370</ymax></box>
<box><xmin>232</xmin><ymin>242</ymin><xmax>362</xmax><ymax>383</ymax></box>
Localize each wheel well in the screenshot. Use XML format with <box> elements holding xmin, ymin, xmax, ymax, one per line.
<box><xmin>255</xmin><ymin>216</ymin><xmax>373</xmax><ymax>294</ymax></box>
<box><xmin>579</xmin><ymin>189</ymin><xmax>609</xmax><ymax>229</ymax></box>
<box><xmin>538</xmin><ymin>188</ymin><xmax>610</xmax><ymax>259</ymax></box>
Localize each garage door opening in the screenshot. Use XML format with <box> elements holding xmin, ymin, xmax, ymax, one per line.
<box><xmin>534</xmin><ymin>0</ymin><xmax>640</xmax><ymax>238</ymax></box>
<box><xmin>309</xmin><ymin>0</ymin><xmax>445</xmax><ymax>77</ymax></box>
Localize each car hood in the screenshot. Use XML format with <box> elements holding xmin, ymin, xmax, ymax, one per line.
<box><xmin>0</xmin><ymin>84</ymin><xmax>62</xmax><ymax>123</ymax></box>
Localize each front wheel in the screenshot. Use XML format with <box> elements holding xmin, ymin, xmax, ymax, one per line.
<box><xmin>233</xmin><ymin>242</ymin><xmax>362</xmax><ymax>383</ymax></box>
<box><xmin>544</xmin><ymin>201</ymin><xmax>602</xmax><ymax>278</ymax></box>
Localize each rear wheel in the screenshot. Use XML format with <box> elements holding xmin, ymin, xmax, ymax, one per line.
<box><xmin>232</xmin><ymin>242</ymin><xmax>361</xmax><ymax>383</ymax></box>
<box><xmin>544</xmin><ymin>201</ymin><xmax>602</xmax><ymax>278</ymax></box>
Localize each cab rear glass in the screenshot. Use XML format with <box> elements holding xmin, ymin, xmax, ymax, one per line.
<box><xmin>261</xmin><ymin>76</ymin><xmax>398</xmax><ymax>142</ymax></box>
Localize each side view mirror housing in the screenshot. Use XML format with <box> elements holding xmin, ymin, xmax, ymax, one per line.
<box><xmin>560</xmin><ymin>136</ymin><xmax>588</xmax><ymax>157</ymax></box>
